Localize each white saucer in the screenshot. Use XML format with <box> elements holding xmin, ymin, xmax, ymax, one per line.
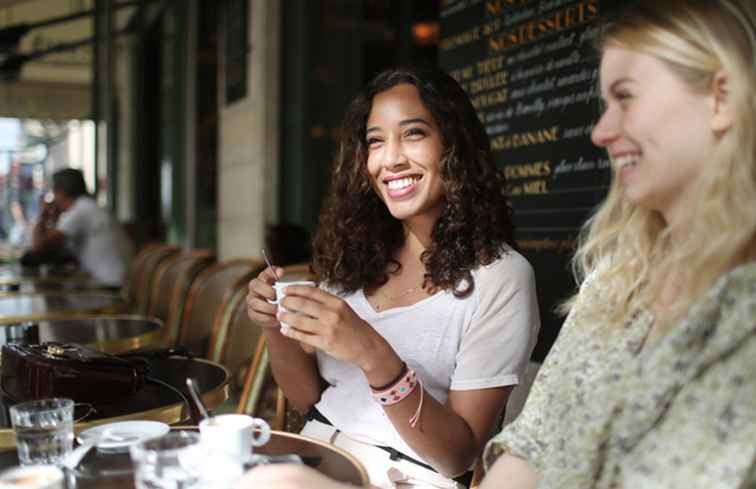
<box><xmin>77</xmin><ymin>421</ymin><xmax>170</xmax><ymax>453</ymax></box>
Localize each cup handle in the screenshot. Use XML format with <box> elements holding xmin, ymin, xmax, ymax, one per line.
<box><xmin>250</xmin><ymin>419</ymin><xmax>271</xmax><ymax>447</ymax></box>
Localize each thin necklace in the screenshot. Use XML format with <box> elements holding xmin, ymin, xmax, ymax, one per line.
<box><xmin>379</xmin><ymin>285</ymin><xmax>423</xmax><ymax>302</ymax></box>
<box><xmin>374</xmin><ymin>284</ymin><xmax>424</xmax><ymax>311</ymax></box>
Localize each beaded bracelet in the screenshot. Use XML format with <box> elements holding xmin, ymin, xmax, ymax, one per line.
<box><xmin>369</xmin><ymin>362</ymin><xmax>408</xmax><ymax>392</ymax></box>
<box><xmin>370</xmin><ymin>366</ymin><xmax>424</xmax><ymax>428</ymax></box>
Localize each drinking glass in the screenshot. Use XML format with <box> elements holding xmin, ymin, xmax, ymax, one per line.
<box><xmin>130</xmin><ymin>431</ymin><xmax>203</xmax><ymax>489</ymax></box>
<box><xmin>9</xmin><ymin>398</ymin><xmax>74</xmax><ymax>466</ymax></box>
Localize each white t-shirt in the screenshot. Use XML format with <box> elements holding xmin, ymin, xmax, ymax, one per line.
<box><xmin>314</xmin><ymin>248</ymin><xmax>540</xmax><ymax>463</ymax></box>
<box><xmin>56</xmin><ymin>196</ymin><xmax>128</xmax><ymax>287</ymax></box>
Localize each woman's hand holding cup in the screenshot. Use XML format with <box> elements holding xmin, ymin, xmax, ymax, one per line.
<box><xmin>247</xmin><ymin>268</ymin><xmax>318</xmax><ymax>353</ymax></box>
<box><xmin>246</xmin><ymin>266</ymin><xmax>286</xmax><ymax>329</ymax></box>
<box><xmin>269</xmin><ymin>279</ymin><xmax>317</xmax><ymax>334</ymax></box>
<box><xmin>277</xmin><ymin>287</ymin><xmax>390</xmax><ymax>370</ymax></box>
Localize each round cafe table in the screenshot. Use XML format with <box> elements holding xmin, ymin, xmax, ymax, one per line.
<box><xmin>0</xmin><ymin>265</ymin><xmax>93</xmax><ymax>293</ymax></box>
<box><xmin>0</xmin><ymin>430</ymin><xmax>370</xmax><ymax>487</ymax></box>
<box><xmin>7</xmin><ymin>315</ymin><xmax>164</xmax><ymax>354</ymax></box>
<box><xmin>0</xmin><ymin>264</ymin><xmax>83</xmax><ymax>280</ymax></box>
<box><xmin>0</xmin><ymin>292</ymin><xmax>123</xmax><ymax>325</ymax></box>
<box><xmin>0</xmin><ymin>356</ymin><xmax>231</xmax><ymax>449</ymax></box>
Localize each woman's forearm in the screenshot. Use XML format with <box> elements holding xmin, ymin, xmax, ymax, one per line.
<box><xmin>360</xmin><ymin>340</ymin><xmax>509</xmax><ymax>478</ymax></box>
<box><xmin>263</xmin><ymin>328</ymin><xmax>323</xmax><ymax>413</ymax></box>
<box><xmin>359</xmin><ymin>341</ymin><xmax>476</xmax><ymax>475</ymax></box>
<box><xmin>383</xmin><ymin>388</ymin><xmax>483</xmax><ymax>477</ymax></box>
<box><xmin>480</xmin><ymin>453</ymin><xmax>538</xmax><ymax>489</ymax></box>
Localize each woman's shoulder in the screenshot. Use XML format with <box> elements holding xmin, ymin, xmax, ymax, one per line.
<box><xmin>462</xmin><ymin>247</ymin><xmax>537</xmax><ymax>307</ymax></box>
<box><xmin>472</xmin><ymin>247</ymin><xmax>535</xmax><ymax>287</ymax></box>
<box><xmin>704</xmin><ymin>260</ymin><xmax>756</xmax><ymax>325</ymax></box>
<box><xmin>718</xmin><ymin>260</ymin><xmax>756</xmax><ymax>294</ymax></box>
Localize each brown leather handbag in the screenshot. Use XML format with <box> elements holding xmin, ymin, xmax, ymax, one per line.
<box><xmin>0</xmin><ymin>343</ymin><xmax>149</xmax><ymax>404</ymax></box>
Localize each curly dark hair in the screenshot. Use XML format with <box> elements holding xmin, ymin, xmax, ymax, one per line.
<box><xmin>312</xmin><ymin>65</ymin><xmax>515</xmax><ymax>297</ymax></box>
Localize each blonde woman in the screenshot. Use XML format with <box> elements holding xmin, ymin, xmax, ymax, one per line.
<box><xmin>484</xmin><ymin>1</ymin><xmax>756</xmax><ymax>488</ymax></box>
<box><xmin>238</xmin><ymin>1</ymin><xmax>756</xmax><ymax>488</ymax></box>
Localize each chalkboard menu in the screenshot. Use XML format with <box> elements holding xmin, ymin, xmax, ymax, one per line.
<box><xmin>439</xmin><ymin>0</ymin><xmax>622</xmax><ymax>360</ymax></box>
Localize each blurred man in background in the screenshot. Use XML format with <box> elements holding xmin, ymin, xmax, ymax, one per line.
<box><xmin>28</xmin><ymin>168</ymin><xmax>130</xmax><ymax>288</ymax></box>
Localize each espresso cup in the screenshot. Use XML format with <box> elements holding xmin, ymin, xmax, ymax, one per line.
<box><xmin>198</xmin><ymin>415</ymin><xmax>271</xmax><ymax>461</ymax></box>
<box><xmin>268</xmin><ymin>279</ymin><xmax>316</xmax><ymax>331</ymax></box>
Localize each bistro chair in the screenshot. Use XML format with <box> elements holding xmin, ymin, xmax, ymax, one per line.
<box><xmin>125</xmin><ymin>243</ymin><xmax>181</xmax><ymax>315</ymax></box>
<box><xmin>236</xmin><ymin>334</ymin><xmax>297</xmax><ymax>432</ymax></box>
<box><xmin>120</xmin><ymin>244</ymin><xmax>152</xmax><ymax>305</ymax></box>
<box><xmin>234</xmin><ymin>262</ymin><xmax>316</xmax><ymax>430</ymax></box>
<box><xmin>122</xmin><ymin>243</ymin><xmax>171</xmax><ymax>302</ymax></box>
<box><xmin>177</xmin><ymin>258</ymin><xmax>264</xmax><ymax>357</ymax></box>
<box><xmin>207</xmin><ymin>284</ymin><xmax>266</xmax><ymax>413</ymax></box>
<box><xmin>208</xmin><ymin>261</ymin><xmax>315</xmax><ymax>383</ymax></box>
<box><xmin>236</xmin><ymin>335</ymin><xmax>272</xmax><ymax>419</ymax></box>
<box><xmin>148</xmin><ymin>249</ymin><xmax>215</xmax><ymax>347</ymax></box>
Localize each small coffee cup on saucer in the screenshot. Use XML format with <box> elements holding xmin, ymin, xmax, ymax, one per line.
<box><xmin>199</xmin><ymin>414</ymin><xmax>271</xmax><ymax>461</ymax></box>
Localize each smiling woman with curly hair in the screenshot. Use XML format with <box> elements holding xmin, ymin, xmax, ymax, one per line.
<box><xmin>312</xmin><ymin>66</ymin><xmax>517</xmax><ymax>298</ymax></box>
<box><xmin>246</xmin><ymin>65</ymin><xmax>540</xmax><ymax>489</ymax></box>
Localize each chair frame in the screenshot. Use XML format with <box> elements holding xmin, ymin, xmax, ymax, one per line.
<box><xmin>234</xmin><ymin>262</ymin><xmax>315</xmax><ymax>430</ymax></box>
<box><xmin>131</xmin><ymin>245</ymin><xmax>181</xmax><ymax>315</ymax></box>
<box><xmin>201</xmin><ymin>259</ymin><xmax>264</xmax><ymax>362</ymax></box>
<box><xmin>149</xmin><ymin>250</ymin><xmax>215</xmax><ymax>347</ymax></box>
<box><xmin>236</xmin><ymin>336</ymin><xmax>269</xmax><ymax>413</ymax></box>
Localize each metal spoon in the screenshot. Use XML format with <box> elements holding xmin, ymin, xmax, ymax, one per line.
<box><xmin>262</xmin><ymin>248</ymin><xmax>281</xmax><ymax>281</ymax></box>
<box><xmin>186</xmin><ymin>377</ymin><xmax>211</xmax><ymax>421</ymax></box>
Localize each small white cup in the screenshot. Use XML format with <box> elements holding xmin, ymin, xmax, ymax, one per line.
<box><xmin>198</xmin><ymin>414</ymin><xmax>271</xmax><ymax>461</ymax></box>
<box><xmin>0</xmin><ymin>465</ymin><xmax>64</xmax><ymax>489</ymax></box>
<box><xmin>268</xmin><ymin>279</ymin><xmax>316</xmax><ymax>331</ymax></box>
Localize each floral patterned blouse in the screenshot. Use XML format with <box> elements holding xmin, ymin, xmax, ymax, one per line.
<box><xmin>484</xmin><ymin>262</ymin><xmax>756</xmax><ymax>489</ymax></box>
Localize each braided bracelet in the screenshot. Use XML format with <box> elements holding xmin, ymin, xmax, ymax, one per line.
<box><xmin>370</xmin><ymin>367</ymin><xmax>424</xmax><ymax>428</ymax></box>
<box><xmin>369</xmin><ymin>362</ymin><xmax>408</xmax><ymax>392</ymax></box>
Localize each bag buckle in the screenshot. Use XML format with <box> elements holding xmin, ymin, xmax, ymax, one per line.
<box><xmin>46</xmin><ymin>345</ymin><xmax>66</xmax><ymax>356</ymax></box>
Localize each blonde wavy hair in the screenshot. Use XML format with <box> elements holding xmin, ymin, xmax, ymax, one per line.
<box><xmin>565</xmin><ymin>0</ymin><xmax>756</xmax><ymax>327</ymax></box>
